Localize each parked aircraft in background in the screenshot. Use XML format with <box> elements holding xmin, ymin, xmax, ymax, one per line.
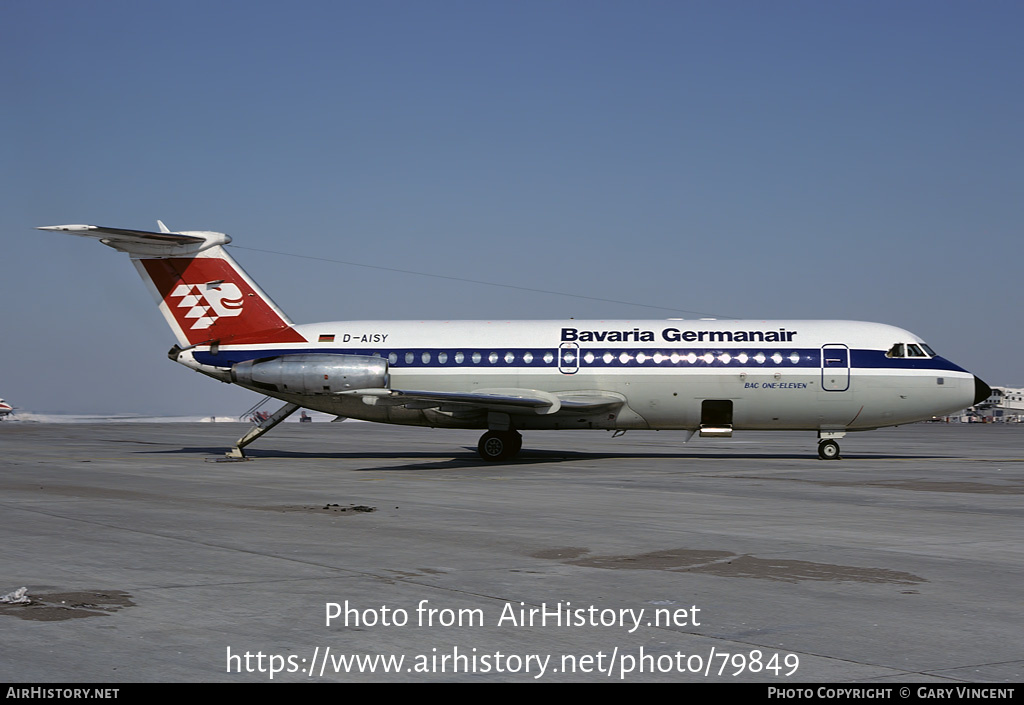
<box><xmin>39</xmin><ymin>222</ymin><xmax>990</xmax><ymax>461</ymax></box>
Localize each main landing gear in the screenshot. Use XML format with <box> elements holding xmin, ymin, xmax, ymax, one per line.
<box><xmin>477</xmin><ymin>430</ymin><xmax>522</xmax><ymax>462</ymax></box>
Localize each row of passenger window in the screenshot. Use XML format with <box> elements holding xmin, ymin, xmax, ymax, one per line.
<box><xmin>379</xmin><ymin>350</ymin><xmax>809</xmax><ymax>366</ymax></box>
<box><xmin>387</xmin><ymin>351</ymin><xmax>547</xmax><ymax>365</ymax></box>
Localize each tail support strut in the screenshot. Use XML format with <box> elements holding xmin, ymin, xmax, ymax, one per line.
<box><xmin>226</xmin><ymin>402</ymin><xmax>300</xmax><ymax>458</ymax></box>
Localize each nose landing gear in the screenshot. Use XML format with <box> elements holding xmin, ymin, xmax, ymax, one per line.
<box><xmin>818</xmin><ymin>439</ymin><xmax>841</xmax><ymax>460</ymax></box>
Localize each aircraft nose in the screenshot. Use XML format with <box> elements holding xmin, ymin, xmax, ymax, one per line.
<box><xmin>973</xmin><ymin>376</ymin><xmax>992</xmax><ymax>406</ymax></box>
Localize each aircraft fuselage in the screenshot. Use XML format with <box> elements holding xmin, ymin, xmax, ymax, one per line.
<box><xmin>180</xmin><ymin>318</ymin><xmax>980</xmax><ymax>433</ymax></box>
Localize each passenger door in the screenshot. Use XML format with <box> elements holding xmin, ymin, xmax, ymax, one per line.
<box><xmin>821</xmin><ymin>344</ymin><xmax>850</xmax><ymax>392</ymax></box>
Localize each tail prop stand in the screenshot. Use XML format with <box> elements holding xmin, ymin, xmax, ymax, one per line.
<box><xmin>226</xmin><ymin>402</ymin><xmax>301</xmax><ymax>459</ymax></box>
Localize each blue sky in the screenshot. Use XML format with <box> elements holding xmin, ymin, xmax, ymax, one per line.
<box><xmin>3</xmin><ymin>1</ymin><xmax>1020</xmax><ymax>415</ymax></box>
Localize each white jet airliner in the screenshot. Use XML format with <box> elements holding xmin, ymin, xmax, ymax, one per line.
<box><xmin>39</xmin><ymin>223</ymin><xmax>990</xmax><ymax>461</ymax></box>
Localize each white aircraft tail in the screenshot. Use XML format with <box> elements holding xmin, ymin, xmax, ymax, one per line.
<box><xmin>38</xmin><ymin>223</ymin><xmax>305</xmax><ymax>348</ymax></box>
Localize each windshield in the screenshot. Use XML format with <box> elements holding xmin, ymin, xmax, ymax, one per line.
<box><xmin>887</xmin><ymin>342</ymin><xmax>935</xmax><ymax>359</ymax></box>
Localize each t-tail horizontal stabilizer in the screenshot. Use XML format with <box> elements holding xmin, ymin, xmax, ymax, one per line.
<box><xmin>38</xmin><ymin>223</ymin><xmax>229</xmax><ymax>257</ymax></box>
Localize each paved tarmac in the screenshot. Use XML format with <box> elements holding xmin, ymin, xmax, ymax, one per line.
<box><xmin>1</xmin><ymin>421</ymin><xmax>1021</xmax><ymax>683</ymax></box>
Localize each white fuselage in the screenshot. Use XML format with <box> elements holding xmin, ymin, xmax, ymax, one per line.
<box><xmin>182</xmin><ymin>318</ymin><xmax>977</xmax><ymax>433</ymax></box>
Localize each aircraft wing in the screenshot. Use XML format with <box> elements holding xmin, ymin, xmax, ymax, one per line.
<box><xmin>343</xmin><ymin>388</ymin><xmax>625</xmax><ymax>415</ymax></box>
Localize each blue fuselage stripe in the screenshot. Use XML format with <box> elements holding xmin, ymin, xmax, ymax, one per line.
<box><xmin>192</xmin><ymin>348</ymin><xmax>968</xmax><ymax>373</ymax></box>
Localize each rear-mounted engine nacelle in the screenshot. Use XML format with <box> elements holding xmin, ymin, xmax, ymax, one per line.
<box><xmin>230</xmin><ymin>354</ymin><xmax>389</xmax><ymax>395</ymax></box>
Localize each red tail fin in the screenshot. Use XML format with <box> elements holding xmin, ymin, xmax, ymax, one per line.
<box><xmin>137</xmin><ymin>249</ymin><xmax>306</xmax><ymax>347</ymax></box>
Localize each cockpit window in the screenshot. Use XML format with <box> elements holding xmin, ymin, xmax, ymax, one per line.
<box><xmin>888</xmin><ymin>344</ymin><xmax>937</xmax><ymax>360</ymax></box>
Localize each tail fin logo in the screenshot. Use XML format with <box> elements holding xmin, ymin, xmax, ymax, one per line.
<box><xmin>169</xmin><ymin>282</ymin><xmax>244</xmax><ymax>330</ymax></box>
<box><xmin>140</xmin><ymin>255</ymin><xmax>305</xmax><ymax>345</ymax></box>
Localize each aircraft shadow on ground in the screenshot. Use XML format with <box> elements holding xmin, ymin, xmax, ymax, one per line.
<box><xmin>139</xmin><ymin>446</ymin><xmax>944</xmax><ymax>470</ymax></box>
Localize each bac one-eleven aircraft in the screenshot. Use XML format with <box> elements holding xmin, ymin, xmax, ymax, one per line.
<box><xmin>40</xmin><ymin>222</ymin><xmax>990</xmax><ymax>461</ymax></box>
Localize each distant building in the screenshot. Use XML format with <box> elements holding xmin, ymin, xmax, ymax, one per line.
<box><xmin>947</xmin><ymin>385</ymin><xmax>1024</xmax><ymax>423</ymax></box>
